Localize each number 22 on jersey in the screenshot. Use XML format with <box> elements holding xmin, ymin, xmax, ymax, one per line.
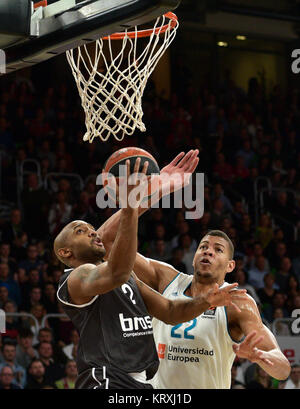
<box><xmin>171</xmin><ymin>319</ymin><xmax>197</xmax><ymax>339</ymax></box>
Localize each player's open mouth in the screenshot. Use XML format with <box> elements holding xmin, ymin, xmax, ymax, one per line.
<box><xmin>200</xmin><ymin>258</ymin><xmax>211</xmax><ymax>265</ymax></box>
<box><xmin>92</xmin><ymin>238</ymin><xmax>104</xmax><ymax>247</ymax></box>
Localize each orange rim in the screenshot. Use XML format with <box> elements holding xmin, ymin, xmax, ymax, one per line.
<box><xmin>34</xmin><ymin>0</ymin><xmax>47</xmax><ymax>9</ymax></box>
<box><xmin>103</xmin><ymin>12</ymin><xmax>177</xmax><ymax>40</ymax></box>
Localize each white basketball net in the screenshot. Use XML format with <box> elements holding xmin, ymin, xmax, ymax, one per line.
<box><xmin>66</xmin><ymin>13</ymin><xmax>178</xmax><ymax>143</ymax></box>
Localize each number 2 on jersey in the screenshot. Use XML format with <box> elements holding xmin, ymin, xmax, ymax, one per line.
<box><xmin>170</xmin><ymin>319</ymin><xmax>197</xmax><ymax>339</ymax></box>
<box><xmin>121</xmin><ymin>284</ymin><xmax>136</xmax><ymax>304</ymax></box>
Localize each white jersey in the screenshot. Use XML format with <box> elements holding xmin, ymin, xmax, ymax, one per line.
<box><xmin>150</xmin><ymin>273</ymin><xmax>239</xmax><ymax>389</ymax></box>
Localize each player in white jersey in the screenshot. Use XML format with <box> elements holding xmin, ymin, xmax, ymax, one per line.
<box><xmin>100</xmin><ymin>228</ymin><xmax>291</xmax><ymax>389</ymax></box>
<box><xmin>151</xmin><ymin>273</ymin><xmax>236</xmax><ymax>388</ymax></box>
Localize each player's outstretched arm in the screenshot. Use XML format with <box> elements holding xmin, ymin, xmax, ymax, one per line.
<box><xmin>98</xmin><ymin>150</ymin><xmax>199</xmax><ymax>248</ymax></box>
<box><xmin>229</xmin><ymin>296</ymin><xmax>291</xmax><ymax>380</ymax></box>
<box><xmin>134</xmin><ymin>276</ymin><xmax>248</xmax><ymax>325</ymax></box>
<box><xmin>68</xmin><ymin>159</ymin><xmax>148</xmax><ymax>303</ymax></box>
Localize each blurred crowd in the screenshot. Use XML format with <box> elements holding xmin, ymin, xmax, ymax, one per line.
<box><xmin>0</xmin><ymin>57</ymin><xmax>299</xmax><ymax>389</ymax></box>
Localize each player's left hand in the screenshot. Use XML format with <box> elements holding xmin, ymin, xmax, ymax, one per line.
<box><xmin>160</xmin><ymin>150</ymin><xmax>199</xmax><ymax>194</ymax></box>
<box><xmin>232</xmin><ymin>330</ymin><xmax>274</xmax><ymax>366</ymax></box>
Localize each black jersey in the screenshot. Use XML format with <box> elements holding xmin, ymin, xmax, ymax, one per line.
<box><xmin>57</xmin><ymin>270</ymin><xmax>159</xmax><ymax>381</ymax></box>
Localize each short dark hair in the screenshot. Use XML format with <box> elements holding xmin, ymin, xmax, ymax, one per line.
<box><xmin>28</xmin><ymin>358</ymin><xmax>44</xmax><ymax>371</ymax></box>
<box><xmin>18</xmin><ymin>328</ymin><xmax>34</xmax><ymax>339</ymax></box>
<box><xmin>205</xmin><ymin>230</ymin><xmax>234</xmax><ymax>259</ymax></box>
<box><xmin>2</xmin><ymin>340</ymin><xmax>16</xmax><ymax>352</ymax></box>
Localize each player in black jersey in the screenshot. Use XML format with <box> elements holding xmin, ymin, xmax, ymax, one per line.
<box><xmin>55</xmin><ymin>157</ymin><xmax>247</xmax><ymax>389</ymax></box>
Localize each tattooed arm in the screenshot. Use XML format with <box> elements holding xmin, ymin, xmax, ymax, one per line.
<box><xmin>67</xmin><ymin>207</ymin><xmax>139</xmax><ymax>305</ymax></box>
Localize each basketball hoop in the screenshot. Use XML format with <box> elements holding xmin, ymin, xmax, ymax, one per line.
<box><xmin>66</xmin><ymin>12</ymin><xmax>178</xmax><ymax>143</ymax></box>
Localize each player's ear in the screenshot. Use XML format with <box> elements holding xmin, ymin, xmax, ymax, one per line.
<box><xmin>227</xmin><ymin>259</ymin><xmax>235</xmax><ymax>274</ymax></box>
<box><xmin>58</xmin><ymin>247</ymin><xmax>72</xmax><ymax>260</ymax></box>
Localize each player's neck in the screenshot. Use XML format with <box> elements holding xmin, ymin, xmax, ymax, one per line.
<box><xmin>188</xmin><ymin>277</ymin><xmax>225</xmax><ymax>297</ymax></box>
<box><xmin>72</xmin><ymin>259</ymin><xmax>104</xmax><ymax>268</ymax></box>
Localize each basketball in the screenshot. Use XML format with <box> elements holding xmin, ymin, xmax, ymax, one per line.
<box><xmin>102</xmin><ymin>147</ymin><xmax>160</xmax><ymax>203</ymax></box>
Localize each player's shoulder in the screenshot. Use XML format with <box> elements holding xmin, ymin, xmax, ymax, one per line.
<box><xmin>227</xmin><ymin>291</ymin><xmax>260</xmax><ymax>321</ymax></box>
<box><xmin>67</xmin><ymin>263</ymin><xmax>98</xmax><ymax>284</ymax></box>
<box><xmin>160</xmin><ymin>271</ymin><xmax>191</xmax><ymax>295</ymax></box>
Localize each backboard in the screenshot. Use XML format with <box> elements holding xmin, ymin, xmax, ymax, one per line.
<box><xmin>1</xmin><ymin>0</ymin><xmax>181</xmax><ymax>73</ymax></box>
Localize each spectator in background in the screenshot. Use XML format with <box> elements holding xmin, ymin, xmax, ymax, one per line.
<box><xmin>236</xmin><ymin>139</ymin><xmax>256</xmax><ymax>169</ymax></box>
<box><xmin>37</xmin><ymin>341</ymin><xmax>64</xmax><ymax>383</ymax></box>
<box><xmin>272</xmin><ymin>308</ymin><xmax>290</xmax><ymax>336</ymax></box>
<box><xmin>166</xmin><ymin>247</ymin><xmax>187</xmax><ymax>274</ymax></box>
<box><xmin>212</xmin><ymin>152</ymin><xmax>234</xmax><ymax>183</ymax></box>
<box><xmin>148</xmin><ymin>239</ymin><xmax>172</xmax><ymax>263</ymax></box>
<box><xmin>292</xmin><ymin>242</ymin><xmax>300</xmax><ymax>283</ymax></box>
<box><xmin>178</xmin><ymin>233</ymin><xmax>195</xmax><ymax>274</ymax></box>
<box><xmin>55</xmin><ymin>359</ymin><xmax>77</xmax><ymax>389</ymax></box>
<box><xmin>0</xmin><ymin>342</ymin><xmax>26</xmax><ymax>388</ymax></box>
<box><xmin>42</xmin><ymin>283</ymin><xmax>58</xmax><ymax>314</ymax></box>
<box><xmin>50</xmin><ymin>268</ymin><xmax>63</xmax><ymax>290</ymax></box>
<box><xmin>18</xmin><ymin>245</ymin><xmax>44</xmax><ymax>276</ymax></box>
<box><xmin>247</xmin><ymin>255</ymin><xmax>269</xmax><ymax>290</ymax></box>
<box><xmin>19</xmin><ymin>268</ymin><xmax>41</xmax><ymax>306</ymax></box>
<box><xmin>231</xmin><ymin>201</ymin><xmax>246</xmax><ymax>227</ymax></box>
<box><xmin>15</xmin><ymin>328</ymin><xmax>38</xmax><ymax>369</ymax></box>
<box><xmin>11</xmin><ymin>231</ymin><xmax>28</xmax><ymax>261</ymax></box>
<box><xmin>286</xmin><ymin>275</ymin><xmax>300</xmax><ymax>313</ymax></box>
<box><xmin>71</xmin><ymin>190</ymin><xmax>98</xmax><ymax>227</ymax></box>
<box><xmin>211</xmin><ymin>183</ymin><xmax>233</xmax><ymax>214</ymax></box>
<box><xmin>255</xmin><ymin>213</ymin><xmax>274</xmax><ymax>249</ymax></box>
<box><xmin>170</xmin><ymin>221</ymin><xmax>197</xmax><ymax>252</ymax></box>
<box><xmin>0</xmin><ymin>263</ymin><xmax>21</xmax><ymax>307</ymax></box>
<box><xmin>257</xmin><ymin>273</ymin><xmax>279</xmax><ymax>311</ymax></box>
<box><xmin>1</xmin><ymin>209</ymin><xmax>23</xmax><ymax>243</ymax></box>
<box><xmin>2</xmin><ymin>300</ymin><xmax>21</xmax><ymax>342</ymax></box>
<box><xmin>239</xmin><ymin>214</ymin><xmax>255</xmax><ymax>250</ymax></box>
<box><xmin>36</xmin><ymin>327</ymin><xmax>68</xmax><ymax>365</ymax></box>
<box><xmin>246</xmin><ymin>242</ymin><xmax>270</xmax><ymax>273</ymax></box>
<box><xmin>20</xmin><ymin>286</ymin><xmax>43</xmax><ymax>313</ymax></box>
<box><xmin>263</xmin><ymin>292</ymin><xmax>289</xmax><ymax>323</ymax></box>
<box><xmin>284</xmin><ymin>364</ymin><xmax>300</xmax><ymax>389</ymax></box>
<box><xmin>246</xmin><ymin>365</ymin><xmax>273</xmax><ymax>389</ymax></box>
<box><xmin>36</xmin><ymin>240</ymin><xmax>51</xmax><ymax>265</ymax></box>
<box><xmin>0</xmin><ymin>285</ymin><xmax>10</xmax><ymax>308</ymax></box>
<box><xmin>233</xmin><ymin>155</ymin><xmax>250</xmax><ymax>183</ymax></box>
<box><xmin>62</xmin><ymin>329</ymin><xmax>79</xmax><ymax>361</ymax></box>
<box><xmin>210</xmin><ymin>199</ymin><xmax>228</xmax><ymax>229</ymax></box>
<box><xmin>275</xmin><ymin>257</ymin><xmax>293</xmax><ymax>293</ymax></box>
<box><xmin>29</xmin><ymin>303</ymin><xmax>49</xmax><ymax>346</ymax></box>
<box><xmin>48</xmin><ymin>191</ymin><xmax>72</xmax><ymax>237</ymax></box>
<box><xmin>21</xmin><ymin>173</ymin><xmax>50</xmax><ymax>239</ymax></box>
<box><xmin>25</xmin><ymin>358</ymin><xmax>54</xmax><ymax>389</ymax></box>
<box><xmin>234</xmin><ymin>269</ymin><xmax>260</xmax><ymax>305</ymax></box>
<box><xmin>230</xmin><ymin>361</ymin><xmax>245</xmax><ymax>389</ymax></box>
<box><xmin>0</xmin><ymin>365</ymin><xmax>22</xmax><ymax>389</ymax></box>
<box><xmin>0</xmin><ymin>243</ymin><xmax>17</xmax><ymax>274</ymax></box>
<box><xmin>37</xmin><ymin>140</ymin><xmax>56</xmax><ymax>169</ymax></box>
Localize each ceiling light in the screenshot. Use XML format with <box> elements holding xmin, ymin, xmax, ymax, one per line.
<box><xmin>236</xmin><ymin>35</ymin><xmax>247</xmax><ymax>40</ymax></box>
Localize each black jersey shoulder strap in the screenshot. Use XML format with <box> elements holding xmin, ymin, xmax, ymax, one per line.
<box><xmin>56</xmin><ymin>268</ymin><xmax>99</xmax><ymax>309</ymax></box>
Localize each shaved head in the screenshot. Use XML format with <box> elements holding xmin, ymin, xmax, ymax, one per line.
<box><xmin>53</xmin><ymin>221</ymin><xmax>106</xmax><ymax>267</ymax></box>
<box><xmin>53</xmin><ymin>222</ymin><xmax>74</xmax><ymax>265</ymax></box>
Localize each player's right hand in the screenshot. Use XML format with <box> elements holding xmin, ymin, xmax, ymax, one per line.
<box><xmin>118</xmin><ymin>158</ymin><xmax>149</xmax><ymax>209</ymax></box>
<box><xmin>205</xmin><ymin>283</ymin><xmax>248</xmax><ymax>312</ymax></box>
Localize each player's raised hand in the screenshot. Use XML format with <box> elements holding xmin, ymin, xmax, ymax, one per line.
<box><xmin>205</xmin><ymin>283</ymin><xmax>248</xmax><ymax>312</ymax></box>
<box><xmin>118</xmin><ymin>158</ymin><xmax>149</xmax><ymax>209</ymax></box>
<box><xmin>160</xmin><ymin>149</ymin><xmax>199</xmax><ymax>194</ymax></box>
<box><xmin>232</xmin><ymin>331</ymin><xmax>274</xmax><ymax>366</ymax></box>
